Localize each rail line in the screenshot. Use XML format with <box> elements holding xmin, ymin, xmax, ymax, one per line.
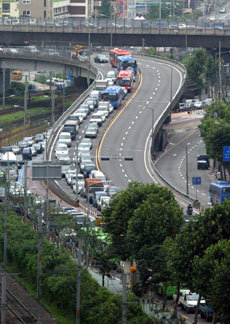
<box><xmin>0</xmin><ymin>281</ymin><xmax>37</xmax><ymax>324</ymax></box>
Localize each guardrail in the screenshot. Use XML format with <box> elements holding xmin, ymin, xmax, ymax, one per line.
<box><xmin>46</xmin><ymin>64</ymin><xmax>100</xmax><ymax>157</ymax></box>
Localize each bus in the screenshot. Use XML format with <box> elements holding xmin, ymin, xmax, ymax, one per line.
<box><xmin>116</xmin><ymin>55</ymin><xmax>138</xmax><ymax>75</ymax></box>
<box><xmin>102</xmin><ymin>86</ymin><xmax>123</xmax><ymax>109</ymax></box>
<box><xmin>209</xmin><ymin>181</ymin><xmax>230</xmax><ymax>205</ymax></box>
<box><xmin>117</xmin><ymin>70</ymin><xmax>134</xmax><ymax>92</ymax></box>
<box><xmin>109</xmin><ymin>48</ymin><xmax>131</xmax><ymax>68</ymax></box>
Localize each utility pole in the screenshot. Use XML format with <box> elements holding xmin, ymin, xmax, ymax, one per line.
<box><xmin>1</xmin><ymin>272</ymin><xmax>6</xmax><ymax>324</ymax></box>
<box><xmin>24</xmin><ymin>162</ymin><xmax>28</xmax><ymax>221</ymax></box>
<box><xmin>51</xmin><ymin>86</ymin><xmax>55</xmax><ymax>126</ymax></box>
<box><xmin>24</xmin><ymin>74</ymin><xmax>28</xmax><ymax>139</ymax></box>
<box><xmin>3</xmin><ymin>153</ymin><xmax>9</xmax><ymax>265</ymax></box>
<box><xmin>170</xmin><ymin>67</ymin><xmax>173</xmax><ymax>102</ymax></box>
<box><xmin>45</xmin><ymin>123</ymin><xmax>50</xmax><ymax>237</ymax></box>
<box><xmin>37</xmin><ymin>207</ymin><xmax>42</xmax><ymax>298</ymax></box>
<box><xmin>87</xmin><ymin>29</ymin><xmax>91</xmax><ymax>87</ymax></box>
<box><xmin>122</xmin><ymin>273</ymin><xmax>127</xmax><ymax>324</ymax></box>
<box><xmin>2</xmin><ymin>61</ymin><xmax>5</xmax><ymax>110</ymax></box>
<box><xmin>76</xmin><ymin>238</ymin><xmax>82</xmax><ymax>324</ymax></box>
<box><xmin>186</xmin><ymin>147</ymin><xmax>189</xmax><ymax>195</ymax></box>
<box><xmin>159</xmin><ymin>0</ymin><xmax>162</xmax><ymax>20</ymax></box>
<box><xmin>62</xmin><ymin>73</ymin><xmax>65</xmax><ymax>113</ymax></box>
<box><xmin>75</xmin><ymin>142</ymin><xmax>79</xmax><ymax>204</ymax></box>
<box><xmin>218</xmin><ymin>41</ymin><xmax>221</xmax><ymax>117</ymax></box>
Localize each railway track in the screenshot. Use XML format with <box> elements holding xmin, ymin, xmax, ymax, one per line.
<box><xmin>0</xmin><ymin>281</ymin><xmax>37</xmax><ymax>324</ymax></box>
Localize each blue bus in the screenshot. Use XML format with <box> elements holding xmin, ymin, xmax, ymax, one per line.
<box><xmin>209</xmin><ymin>181</ymin><xmax>230</xmax><ymax>205</ymax></box>
<box><xmin>117</xmin><ymin>55</ymin><xmax>138</xmax><ymax>75</ymax></box>
<box><xmin>102</xmin><ymin>86</ymin><xmax>123</xmax><ymax>109</ymax></box>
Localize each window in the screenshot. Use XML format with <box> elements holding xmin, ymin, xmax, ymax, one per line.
<box><xmin>23</xmin><ymin>11</ymin><xmax>31</xmax><ymax>16</ymax></box>
<box><xmin>2</xmin><ymin>3</ymin><xmax>10</xmax><ymax>12</ymax></box>
<box><xmin>44</xmin><ymin>10</ymin><xmax>46</xmax><ymax>18</ymax></box>
<box><xmin>22</xmin><ymin>0</ymin><xmax>31</xmax><ymax>4</ymax></box>
<box><xmin>44</xmin><ymin>0</ymin><xmax>46</xmax><ymax>7</ymax></box>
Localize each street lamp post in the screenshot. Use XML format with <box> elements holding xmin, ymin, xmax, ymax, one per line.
<box><xmin>44</xmin><ymin>120</ymin><xmax>50</xmax><ymax>236</ymax></box>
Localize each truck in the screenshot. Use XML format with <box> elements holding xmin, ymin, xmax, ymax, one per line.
<box><xmin>63</xmin><ymin>123</ymin><xmax>78</xmax><ymax>140</ymax></box>
<box><xmin>180</xmin><ymin>292</ymin><xmax>205</xmax><ymax>313</ymax></box>
<box><xmin>72</xmin><ymin>45</ymin><xmax>84</xmax><ymax>59</ymax></box>
<box><xmin>199</xmin><ymin>303</ymin><xmax>214</xmax><ymax>321</ymax></box>
<box><xmin>197</xmin><ymin>155</ymin><xmax>210</xmax><ymax>170</ymax></box>
<box><xmin>84</xmin><ymin>178</ymin><xmax>104</xmax><ymax>203</ymax></box>
<box><xmin>94</xmin><ymin>80</ymin><xmax>109</xmax><ymax>93</ymax></box>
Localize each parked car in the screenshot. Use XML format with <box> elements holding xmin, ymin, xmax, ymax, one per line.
<box><xmin>180</xmin><ymin>292</ymin><xmax>205</xmax><ymax>313</ymax></box>
<box><xmin>32</xmin><ymin>143</ymin><xmax>43</xmax><ymax>154</ymax></box>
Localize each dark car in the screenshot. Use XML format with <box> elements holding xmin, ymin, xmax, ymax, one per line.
<box><xmin>94</xmin><ymin>54</ymin><xmax>108</xmax><ymax>63</ymax></box>
<box><xmin>83</xmin><ymin>163</ymin><xmax>96</xmax><ymax>178</ymax></box>
<box><xmin>22</xmin><ymin>147</ymin><xmax>32</xmax><ymax>160</ymax></box>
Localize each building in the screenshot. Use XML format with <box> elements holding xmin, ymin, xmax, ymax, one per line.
<box><xmin>0</xmin><ymin>0</ymin><xmax>19</xmax><ymax>18</ymax></box>
<box><xmin>53</xmin><ymin>0</ymin><xmax>89</xmax><ymax>19</ymax></box>
<box><xmin>127</xmin><ymin>0</ymin><xmax>136</xmax><ymax>18</ymax></box>
<box><xmin>18</xmin><ymin>0</ymin><xmax>53</xmax><ymax>19</ymax></box>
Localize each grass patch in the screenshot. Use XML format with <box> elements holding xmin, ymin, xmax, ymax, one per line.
<box><xmin>4</xmin><ymin>262</ymin><xmax>75</xmax><ymax>324</ymax></box>
<box><xmin>0</xmin><ymin>108</ymin><xmax>51</xmax><ymax>124</ymax></box>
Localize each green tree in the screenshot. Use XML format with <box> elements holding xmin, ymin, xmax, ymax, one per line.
<box><xmin>145</xmin><ymin>5</ymin><xmax>170</xmax><ymax>20</ymax></box>
<box><xmin>170</xmin><ymin>201</ymin><xmax>230</xmax><ymax>322</ymax></box>
<box><xmin>204</xmin><ymin>55</ymin><xmax>218</xmax><ymax>96</ymax></box>
<box><xmin>186</xmin><ymin>48</ymin><xmax>207</xmax><ymax>89</ymax></box>
<box><xmin>102</xmin><ymin>182</ymin><xmax>184</xmax><ymax>293</ymax></box>
<box><xmin>193</xmin><ymin>240</ymin><xmax>230</xmax><ymax>323</ymax></box>
<box><xmin>98</xmin><ymin>0</ymin><xmax>112</xmax><ymax>18</ymax></box>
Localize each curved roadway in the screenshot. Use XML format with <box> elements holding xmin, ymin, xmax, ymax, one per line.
<box><xmin>98</xmin><ymin>57</ymin><xmax>184</xmax><ymax>189</ymax></box>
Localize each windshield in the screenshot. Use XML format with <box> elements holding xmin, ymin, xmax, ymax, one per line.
<box><xmin>103</xmin><ymin>93</ymin><xmax>118</xmax><ymax>101</ymax></box>
<box><xmin>106</xmin><ymin>72</ymin><xmax>115</xmax><ymax>78</ymax></box>
<box><xmin>187</xmin><ymin>294</ymin><xmax>199</xmax><ymax>301</ymax></box>
<box><xmin>117</xmin><ymin>78</ymin><xmax>131</xmax><ymax>86</ymax></box>
<box><xmin>222</xmin><ymin>187</ymin><xmax>230</xmax><ymax>194</ymax></box>
<box><xmin>60</xmin><ymin>135</ymin><xmax>70</xmax><ymax>139</ymax></box>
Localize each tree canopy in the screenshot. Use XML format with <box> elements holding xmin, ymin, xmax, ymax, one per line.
<box><xmin>102</xmin><ymin>182</ymin><xmax>184</xmax><ymax>290</ymax></box>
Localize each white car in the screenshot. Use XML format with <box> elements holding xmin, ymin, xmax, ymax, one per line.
<box><xmin>72</xmin><ymin>174</ymin><xmax>85</xmax><ymax>194</ymax></box>
<box><xmin>66</xmin><ymin>170</ymin><xmax>76</xmax><ymax>185</ymax></box>
<box><xmin>56</xmin><ymin>152</ymin><xmax>71</xmax><ymax>164</ymax></box>
<box><xmin>106</xmin><ymin>71</ymin><xmax>117</xmax><ymax>84</ymax></box>
<box><xmin>97</xmin><ymin>107</ymin><xmax>109</xmax><ymax>118</ymax></box>
<box><xmin>24</xmin><ymin>137</ymin><xmax>34</xmax><ymax>146</ymax></box>
<box><xmin>180</xmin><ymin>292</ymin><xmax>205</xmax><ymax>313</ymax></box>
<box><xmin>96</xmin><ymin>111</ymin><xmax>106</xmax><ymax>122</ymax></box>
<box><xmin>76</xmin><ymin>109</ymin><xmax>87</xmax><ymax>119</ymax></box>
<box><xmin>173</xmin><ymin>289</ymin><xmax>190</xmax><ymax>305</ymax></box>
<box><xmin>90</xmin><ymin>114</ymin><xmax>103</xmax><ymax>126</ymax></box>
<box><xmin>78</xmin><ymin>142</ymin><xmax>91</xmax><ymax>151</ymax></box>
<box><xmin>55</xmin><ymin>143</ymin><xmax>68</xmax><ymax>158</ymax></box>
<box><xmin>73</xmin><ymin>112</ymin><xmax>84</xmax><ymax>124</ymax></box>
<box><xmin>98</xmin><ymin>196</ymin><xmax>111</xmax><ymax>211</ymax></box>
<box><xmin>98</xmin><ymin>101</ymin><xmax>114</xmax><ymax>114</ymax></box>
<box><xmin>58</xmin><ymin>132</ymin><xmax>71</xmax><ymax>147</ymax></box>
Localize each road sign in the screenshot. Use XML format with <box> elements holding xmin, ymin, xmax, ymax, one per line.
<box><xmin>192</xmin><ymin>177</ymin><xmax>201</xmax><ymax>185</ymax></box>
<box><xmin>223</xmin><ymin>146</ymin><xmax>230</xmax><ymax>162</ymax></box>
<box><xmin>32</xmin><ymin>163</ymin><xmax>62</xmax><ymax>180</ymax></box>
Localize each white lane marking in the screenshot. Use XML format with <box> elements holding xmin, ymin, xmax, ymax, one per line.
<box><xmin>125</xmin><ymin>131</ymin><xmax>128</xmax><ymax>135</ymax></box>
<box><xmin>132</xmin><ymin>121</ymin><xmax>134</xmax><ymax>124</ymax></box>
<box><xmin>121</xmin><ymin>142</ymin><xmax>124</xmax><ymax>146</ymax></box>
<box><xmin>146</xmin><ymin>101</ymin><xmax>149</xmax><ymax>104</ymax></box>
<box><xmin>125</xmin><ymin>174</ymin><xmax>127</xmax><ymax>178</ymax></box>
<box><xmin>139</xmin><ymin>110</ymin><xmax>142</xmax><ymax>114</ymax></box>
<box><xmin>135</xmin><ymin>116</ymin><xmax>138</xmax><ymax>119</ymax></box>
<box><xmin>155</xmin><ymin>87</ymin><xmax>158</xmax><ymax>91</ymax></box>
<box><xmin>122</xmin><ymin>169</ymin><xmax>125</xmax><ymax>173</ymax></box>
<box><xmin>123</xmin><ymin>137</ymin><xmax>126</xmax><ymax>140</ymax></box>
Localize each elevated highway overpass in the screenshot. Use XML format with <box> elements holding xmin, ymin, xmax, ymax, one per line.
<box><xmin>1</xmin><ymin>23</ymin><xmax>230</xmax><ymax>48</ymax></box>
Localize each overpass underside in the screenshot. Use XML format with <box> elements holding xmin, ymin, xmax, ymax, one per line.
<box><xmin>1</xmin><ymin>29</ymin><xmax>230</xmax><ymax>49</ymax></box>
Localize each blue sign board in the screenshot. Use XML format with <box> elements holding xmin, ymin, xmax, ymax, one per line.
<box><xmin>223</xmin><ymin>146</ymin><xmax>230</xmax><ymax>162</ymax></box>
<box><xmin>120</xmin><ymin>0</ymin><xmax>123</xmax><ymax>13</ymax></box>
<box><xmin>192</xmin><ymin>177</ymin><xmax>201</xmax><ymax>185</ymax></box>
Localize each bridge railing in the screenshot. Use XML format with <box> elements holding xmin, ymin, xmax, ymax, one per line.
<box><xmin>0</xmin><ymin>17</ymin><xmax>229</xmax><ymax>35</ymax></box>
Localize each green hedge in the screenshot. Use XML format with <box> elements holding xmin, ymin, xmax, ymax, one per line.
<box><xmin>0</xmin><ymin>207</ymin><xmax>153</xmax><ymax>324</ymax></box>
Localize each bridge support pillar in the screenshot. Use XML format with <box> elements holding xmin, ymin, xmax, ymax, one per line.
<box><xmin>0</xmin><ymin>68</ymin><xmax>10</xmax><ymax>95</ymax></box>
